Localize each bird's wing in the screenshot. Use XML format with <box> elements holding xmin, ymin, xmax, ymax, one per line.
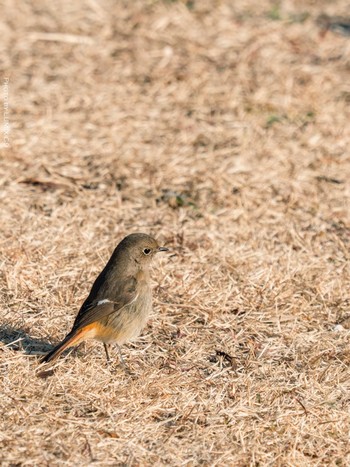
<box><xmin>72</xmin><ymin>275</ymin><xmax>138</xmax><ymax>331</ymax></box>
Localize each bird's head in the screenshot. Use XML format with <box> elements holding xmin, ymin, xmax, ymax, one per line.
<box><xmin>120</xmin><ymin>233</ymin><xmax>168</xmax><ymax>267</ymax></box>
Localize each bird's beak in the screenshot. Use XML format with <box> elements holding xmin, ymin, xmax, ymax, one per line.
<box><xmin>158</xmin><ymin>246</ymin><xmax>169</xmax><ymax>252</ymax></box>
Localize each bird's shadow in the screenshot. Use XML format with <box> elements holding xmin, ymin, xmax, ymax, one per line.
<box><xmin>0</xmin><ymin>325</ymin><xmax>53</xmax><ymax>356</ymax></box>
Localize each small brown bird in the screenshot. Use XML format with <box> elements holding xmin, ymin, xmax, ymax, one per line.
<box><xmin>41</xmin><ymin>233</ymin><xmax>168</xmax><ymax>364</ymax></box>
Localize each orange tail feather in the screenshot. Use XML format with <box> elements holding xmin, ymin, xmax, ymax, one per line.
<box><xmin>41</xmin><ymin>329</ymin><xmax>86</xmax><ymax>363</ymax></box>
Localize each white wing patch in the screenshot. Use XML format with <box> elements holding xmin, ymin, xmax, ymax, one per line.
<box><xmin>97</xmin><ymin>299</ymin><xmax>112</xmax><ymax>306</ymax></box>
<box><xmin>97</xmin><ymin>293</ymin><xmax>139</xmax><ymax>308</ymax></box>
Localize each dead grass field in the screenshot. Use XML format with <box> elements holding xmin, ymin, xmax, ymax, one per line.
<box><xmin>1</xmin><ymin>0</ymin><xmax>350</xmax><ymax>465</ymax></box>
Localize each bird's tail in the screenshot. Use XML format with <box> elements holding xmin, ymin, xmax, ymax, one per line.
<box><xmin>41</xmin><ymin>329</ymin><xmax>85</xmax><ymax>363</ymax></box>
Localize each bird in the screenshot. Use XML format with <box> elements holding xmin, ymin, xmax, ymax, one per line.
<box><xmin>41</xmin><ymin>233</ymin><xmax>168</xmax><ymax>364</ymax></box>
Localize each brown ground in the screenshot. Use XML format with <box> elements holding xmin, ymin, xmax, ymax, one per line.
<box><xmin>1</xmin><ymin>0</ymin><xmax>350</xmax><ymax>465</ymax></box>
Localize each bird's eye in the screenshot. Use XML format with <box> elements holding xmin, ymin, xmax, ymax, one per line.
<box><xmin>143</xmin><ymin>248</ymin><xmax>151</xmax><ymax>255</ymax></box>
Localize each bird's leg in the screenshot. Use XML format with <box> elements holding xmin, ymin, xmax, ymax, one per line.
<box><xmin>103</xmin><ymin>343</ymin><xmax>111</xmax><ymax>364</ymax></box>
<box><xmin>104</xmin><ymin>343</ymin><xmax>131</xmax><ymax>374</ymax></box>
<box><xmin>116</xmin><ymin>344</ymin><xmax>126</xmax><ymax>368</ymax></box>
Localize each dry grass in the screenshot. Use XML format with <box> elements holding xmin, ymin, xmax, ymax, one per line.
<box><xmin>1</xmin><ymin>0</ymin><xmax>350</xmax><ymax>465</ymax></box>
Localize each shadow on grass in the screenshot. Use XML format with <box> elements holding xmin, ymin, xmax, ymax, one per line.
<box><xmin>0</xmin><ymin>325</ymin><xmax>53</xmax><ymax>355</ymax></box>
